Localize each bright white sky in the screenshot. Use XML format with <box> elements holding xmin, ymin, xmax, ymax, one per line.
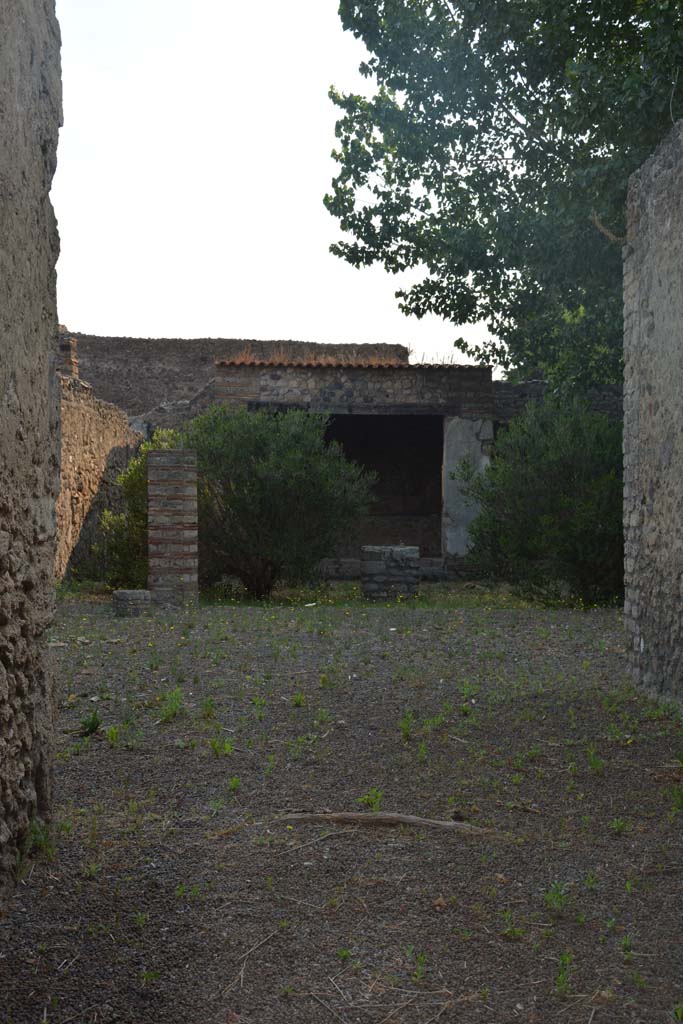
<box><xmin>53</xmin><ymin>0</ymin><xmax>487</xmax><ymax>363</ymax></box>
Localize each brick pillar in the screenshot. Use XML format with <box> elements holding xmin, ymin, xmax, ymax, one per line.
<box><xmin>147</xmin><ymin>450</ymin><xmax>199</xmax><ymax>605</ymax></box>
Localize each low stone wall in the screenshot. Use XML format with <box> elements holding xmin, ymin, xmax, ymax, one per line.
<box><xmin>623</xmin><ymin>121</ymin><xmax>683</xmax><ymax>701</ymax></box>
<box><xmin>361</xmin><ymin>546</ymin><xmax>421</xmax><ymax>600</ymax></box>
<box><xmin>0</xmin><ymin>0</ymin><xmax>61</xmax><ymax>891</ymax></box>
<box><xmin>55</xmin><ymin>377</ymin><xmax>141</xmax><ymax>579</ymax></box>
<box><xmin>215</xmin><ymin>362</ymin><xmax>494</xmax><ymax>417</ymax></box>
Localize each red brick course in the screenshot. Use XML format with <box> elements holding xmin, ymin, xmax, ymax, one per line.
<box><xmin>147</xmin><ymin>451</ymin><xmax>198</xmax><ymax>605</ymax></box>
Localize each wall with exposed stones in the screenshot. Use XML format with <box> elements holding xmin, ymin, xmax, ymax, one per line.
<box><xmin>55</xmin><ymin>378</ymin><xmax>141</xmax><ymax>579</ymax></box>
<box><xmin>214</xmin><ymin>362</ymin><xmax>494</xmax><ymax>417</ymax></box>
<box><xmin>61</xmin><ymin>331</ymin><xmax>410</xmax><ymax>417</ymax></box>
<box><xmin>623</xmin><ymin>121</ymin><xmax>683</xmax><ymax>701</ymax></box>
<box><xmin>0</xmin><ymin>0</ymin><xmax>61</xmax><ymax>890</ymax></box>
<box><xmin>493</xmin><ymin>381</ymin><xmax>622</xmax><ymax>423</ymax></box>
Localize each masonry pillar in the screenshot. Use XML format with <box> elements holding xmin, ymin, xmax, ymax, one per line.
<box><xmin>57</xmin><ymin>332</ymin><xmax>79</xmax><ymax>378</ymax></box>
<box><xmin>441</xmin><ymin>417</ymin><xmax>493</xmax><ymax>557</ymax></box>
<box><xmin>147</xmin><ymin>450</ymin><xmax>199</xmax><ymax>605</ymax></box>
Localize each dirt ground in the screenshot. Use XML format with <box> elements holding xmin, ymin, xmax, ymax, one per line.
<box><xmin>1</xmin><ymin>585</ymin><xmax>682</xmax><ymax>1024</ymax></box>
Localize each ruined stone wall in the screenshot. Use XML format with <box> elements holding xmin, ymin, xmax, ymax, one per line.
<box><xmin>0</xmin><ymin>0</ymin><xmax>61</xmax><ymax>888</ymax></box>
<box><xmin>56</xmin><ymin>378</ymin><xmax>141</xmax><ymax>579</ymax></box>
<box><xmin>215</xmin><ymin>363</ymin><xmax>494</xmax><ymax>417</ymax></box>
<box><xmin>493</xmin><ymin>381</ymin><xmax>622</xmax><ymax>423</ymax></box>
<box><xmin>623</xmin><ymin>121</ymin><xmax>683</xmax><ymax>700</ymax></box>
<box><xmin>64</xmin><ymin>332</ymin><xmax>410</xmax><ymax>416</ymax></box>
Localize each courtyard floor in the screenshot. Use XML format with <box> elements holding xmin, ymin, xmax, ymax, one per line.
<box><xmin>1</xmin><ymin>586</ymin><xmax>682</xmax><ymax>1024</ymax></box>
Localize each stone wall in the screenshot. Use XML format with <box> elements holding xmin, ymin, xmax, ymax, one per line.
<box><xmin>623</xmin><ymin>121</ymin><xmax>683</xmax><ymax>701</ymax></box>
<box><xmin>62</xmin><ymin>331</ymin><xmax>410</xmax><ymax>417</ymax></box>
<box><xmin>0</xmin><ymin>0</ymin><xmax>61</xmax><ymax>889</ymax></box>
<box><xmin>55</xmin><ymin>377</ymin><xmax>141</xmax><ymax>579</ymax></box>
<box><xmin>214</xmin><ymin>362</ymin><xmax>494</xmax><ymax>417</ymax></box>
<box><xmin>493</xmin><ymin>380</ymin><xmax>622</xmax><ymax>423</ymax></box>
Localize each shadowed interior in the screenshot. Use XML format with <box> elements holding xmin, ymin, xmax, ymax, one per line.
<box><xmin>326</xmin><ymin>414</ymin><xmax>443</xmax><ymax>556</ymax></box>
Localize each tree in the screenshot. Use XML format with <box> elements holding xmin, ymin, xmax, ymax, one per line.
<box><xmin>182</xmin><ymin>406</ymin><xmax>375</xmax><ymax>598</ymax></box>
<box><xmin>459</xmin><ymin>397</ymin><xmax>623</xmax><ymax>602</ymax></box>
<box><xmin>326</xmin><ymin>1</ymin><xmax>683</xmax><ymax>387</ymax></box>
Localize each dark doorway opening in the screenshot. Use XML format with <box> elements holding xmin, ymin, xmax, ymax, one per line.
<box><xmin>326</xmin><ymin>414</ymin><xmax>443</xmax><ymax>556</ymax></box>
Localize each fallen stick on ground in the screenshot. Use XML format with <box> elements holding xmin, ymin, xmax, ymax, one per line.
<box><xmin>275</xmin><ymin>811</ymin><xmax>509</xmax><ymax>837</ymax></box>
<box><xmin>221</xmin><ymin>928</ymin><xmax>279</xmax><ymax>995</ymax></box>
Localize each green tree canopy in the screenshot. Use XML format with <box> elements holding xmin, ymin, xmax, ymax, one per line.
<box><xmin>326</xmin><ymin>0</ymin><xmax>683</xmax><ymax>387</ymax></box>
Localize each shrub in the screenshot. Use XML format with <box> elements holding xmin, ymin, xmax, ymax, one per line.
<box><xmin>459</xmin><ymin>397</ymin><xmax>623</xmax><ymax>603</ymax></box>
<box><xmin>182</xmin><ymin>406</ymin><xmax>374</xmax><ymax>597</ymax></box>
<box><xmin>98</xmin><ymin>407</ymin><xmax>374</xmax><ymax>598</ymax></box>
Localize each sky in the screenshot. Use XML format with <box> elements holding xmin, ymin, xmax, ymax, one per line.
<box><xmin>53</xmin><ymin>0</ymin><xmax>487</xmax><ymax>362</ymax></box>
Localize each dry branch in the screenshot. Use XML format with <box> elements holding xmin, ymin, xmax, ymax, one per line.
<box><xmin>275</xmin><ymin>811</ymin><xmax>509</xmax><ymax>838</ymax></box>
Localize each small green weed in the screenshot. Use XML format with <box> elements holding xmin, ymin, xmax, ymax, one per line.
<box><xmin>251</xmin><ymin>695</ymin><xmax>267</xmax><ymax>721</ymax></box>
<box><xmin>544</xmin><ymin>881</ymin><xmax>570</xmax><ymax>914</ymax></box>
<box><xmin>668</xmin><ymin>784</ymin><xmax>683</xmax><ymax>816</ymax></box>
<box><xmin>80</xmin><ymin>709</ymin><xmax>101</xmax><ymax>736</ymax></box>
<box><xmin>586</xmin><ymin>744</ymin><xmax>605</xmax><ymax>775</ymax></box>
<box><xmin>287</xmin><ymin>734</ymin><xmax>311</xmax><ymax>760</ymax></box>
<box><xmin>357</xmin><ymin>787</ymin><xmax>383</xmax><ymax>812</ymax></box>
<box><xmin>399</xmin><ymin>710</ymin><xmax>415</xmax><ymax>742</ymax></box>
<box><xmin>412</xmin><ymin>951</ymin><xmax>428</xmax><ymax>982</ymax></box>
<box><xmin>554</xmin><ymin>951</ymin><xmax>574</xmax><ymax>997</ymax></box>
<box><xmin>210</xmin><ymin>737</ymin><xmax>234</xmax><ymax>757</ymax></box>
<box><xmin>404</xmin><ymin>945</ymin><xmax>428</xmax><ymax>981</ymax></box>
<box><xmin>105</xmin><ymin>725</ymin><xmax>120</xmax><ymax>747</ymax></box>
<box><xmin>501</xmin><ymin>908</ymin><xmax>524</xmax><ymax>941</ymax></box>
<box><xmin>159</xmin><ymin>687</ymin><xmax>184</xmax><ymax>722</ymax></box>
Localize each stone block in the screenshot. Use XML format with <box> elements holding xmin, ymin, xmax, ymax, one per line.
<box><xmin>360</xmin><ymin>545</ymin><xmax>420</xmax><ymax>601</ymax></box>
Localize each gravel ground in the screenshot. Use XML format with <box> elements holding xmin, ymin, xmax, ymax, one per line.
<box><xmin>1</xmin><ymin>587</ymin><xmax>682</xmax><ymax>1024</ymax></box>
